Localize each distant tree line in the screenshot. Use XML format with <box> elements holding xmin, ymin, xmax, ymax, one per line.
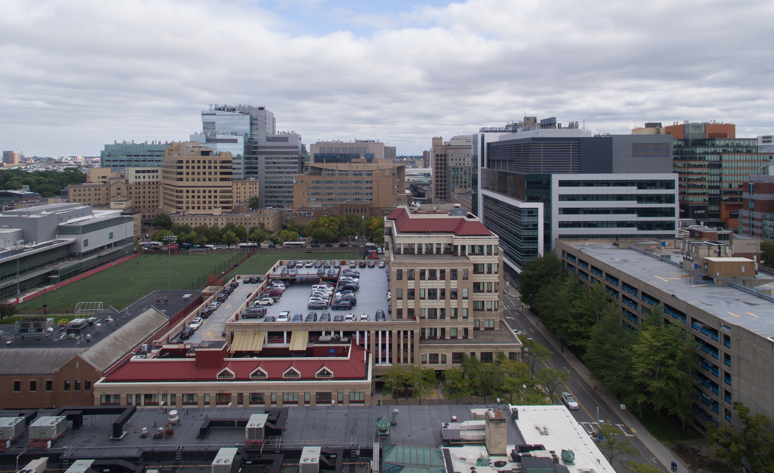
<box><xmin>0</xmin><ymin>168</ymin><xmax>86</xmax><ymax>197</ymax></box>
<box><xmin>151</xmin><ymin>212</ymin><xmax>289</xmax><ymax>246</ymax></box>
<box><xmin>295</xmin><ymin>214</ymin><xmax>384</xmax><ymax>245</ymax></box>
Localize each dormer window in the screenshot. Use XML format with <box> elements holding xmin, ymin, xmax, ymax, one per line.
<box><xmin>217</xmin><ymin>368</ymin><xmax>235</xmax><ymax>380</ymax></box>
<box><xmin>283</xmin><ymin>367</ymin><xmax>301</xmax><ymax>379</ymax></box>
<box><xmin>316</xmin><ymin>368</ymin><xmax>334</xmax><ymax>378</ymax></box>
<box><xmin>249</xmin><ymin>367</ymin><xmax>268</xmax><ymax>379</ymax></box>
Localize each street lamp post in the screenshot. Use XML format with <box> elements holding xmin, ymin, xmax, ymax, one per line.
<box><xmin>362</xmin><ymin>215</ymin><xmax>366</xmax><ymax>259</ymax></box>
<box><xmin>163</xmin><ymin>235</ymin><xmax>177</xmax><ymax>291</ymax></box>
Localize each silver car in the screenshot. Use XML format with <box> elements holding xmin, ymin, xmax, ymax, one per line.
<box><xmin>561</xmin><ymin>392</ymin><xmax>579</xmax><ymax>410</ymax></box>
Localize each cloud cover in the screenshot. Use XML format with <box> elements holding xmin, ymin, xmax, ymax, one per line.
<box><xmin>0</xmin><ymin>0</ymin><xmax>772</xmax><ymax>156</ymax></box>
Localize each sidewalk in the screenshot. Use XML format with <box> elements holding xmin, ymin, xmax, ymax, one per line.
<box><xmin>511</xmin><ymin>287</ymin><xmax>690</xmax><ymax>472</ymax></box>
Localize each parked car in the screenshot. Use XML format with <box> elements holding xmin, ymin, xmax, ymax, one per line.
<box><xmin>333</xmin><ymin>261</ymin><xmax>341</xmax><ymax>268</ymax></box>
<box><xmin>561</xmin><ymin>392</ymin><xmax>579</xmax><ymax>410</ymax></box>
<box><xmin>349</xmin><ymin>261</ymin><xmax>357</xmax><ymax>268</ymax></box>
<box><xmin>292</xmin><ymin>313</ymin><xmax>304</xmax><ymax>322</ymax></box>
<box><xmin>277</xmin><ymin>311</ymin><xmax>290</xmax><ymax>322</ymax></box>
<box><xmin>188</xmin><ymin>317</ymin><xmax>203</xmax><ymax>330</ymax></box>
<box><xmin>305</xmin><ymin>312</ymin><xmax>318</xmax><ymax>322</ymax></box>
<box><xmin>378</xmin><ymin>261</ymin><xmax>385</xmax><ymax>268</ymax></box>
<box><xmin>209</xmin><ymin>301</ymin><xmax>220</xmax><ymax>310</ymax></box>
<box><xmin>345</xmin><ymin>313</ymin><xmax>355</xmax><ymax>321</ymax></box>
<box><xmin>314</xmin><ymin>260</ymin><xmax>323</xmax><ymax>268</ymax></box>
<box><xmin>333</xmin><ymin>315</ymin><xmax>344</xmax><ymax>322</ymax></box>
<box><xmin>201</xmin><ymin>307</ymin><xmax>214</xmax><ymax>318</ymax></box>
<box><xmin>331</xmin><ymin>301</ymin><xmax>352</xmax><ymax>311</ymax></box>
<box><xmin>305</xmin><ymin>261</ymin><xmax>314</xmax><ymax>267</ymax></box>
<box><xmin>375</xmin><ymin>310</ymin><xmax>386</xmax><ymax>321</ymax></box>
<box><xmin>359</xmin><ymin>260</ymin><xmax>367</xmax><ymax>268</ymax></box>
<box><xmin>359</xmin><ymin>313</ymin><xmax>369</xmax><ymax>321</ymax></box>
<box><xmin>308</xmin><ymin>300</ymin><xmax>328</xmax><ymax>310</ymax></box>
<box><xmin>367</xmin><ymin>260</ymin><xmax>375</xmax><ymax>268</ymax></box>
<box><xmin>243</xmin><ymin>307</ymin><xmax>267</xmax><ymax>319</ymax></box>
<box><xmin>257</xmin><ymin>298</ymin><xmax>275</xmax><ymax>306</ymax></box>
<box><xmin>319</xmin><ymin>311</ymin><xmax>331</xmax><ymax>322</ymax></box>
<box><xmin>287</xmin><ymin>260</ymin><xmax>296</xmax><ymax>268</ymax></box>
<box><xmin>180</xmin><ymin>327</ymin><xmax>195</xmax><ymax>339</ymax></box>
<box><xmin>263</xmin><ymin>316</ymin><xmax>277</xmax><ymax>323</ymax></box>
<box><xmin>323</xmin><ymin>260</ymin><xmax>331</xmax><ymax>268</ymax></box>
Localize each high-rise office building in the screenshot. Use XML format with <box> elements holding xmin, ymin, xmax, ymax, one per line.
<box><xmin>476</xmin><ymin>118</ymin><xmax>677</xmax><ymax>280</ymax></box>
<box><xmin>191</xmin><ymin>105</ymin><xmax>301</xmax><ymax>208</ymax></box>
<box><xmin>160</xmin><ymin>142</ymin><xmax>234</xmax><ymax>215</ymax></box>
<box><xmin>310</xmin><ymin>140</ymin><xmax>385</xmax><ymax>162</ymax></box>
<box><xmin>100</xmin><ymin>141</ymin><xmax>168</xmax><ymax>170</ymax></box>
<box><xmin>430</xmin><ymin>136</ymin><xmax>473</xmax><ymax>203</ymax></box>
<box><xmin>661</xmin><ymin>121</ymin><xmax>774</xmax><ymax>228</ymax></box>
<box><xmin>2</xmin><ymin>151</ymin><xmax>21</xmax><ymax>165</ymax></box>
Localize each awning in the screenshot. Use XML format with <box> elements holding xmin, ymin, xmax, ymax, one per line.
<box><xmin>231</xmin><ymin>331</ymin><xmax>265</xmax><ymax>353</ymax></box>
<box><xmin>289</xmin><ymin>331</ymin><xmax>308</xmax><ymax>351</ymax></box>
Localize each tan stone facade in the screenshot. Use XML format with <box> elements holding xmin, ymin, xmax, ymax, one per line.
<box><xmin>160</xmin><ymin>142</ymin><xmax>234</xmax><ymax>215</ymax></box>
<box><xmin>169</xmin><ymin>208</ymin><xmax>283</xmax><ymax>234</ymax></box>
<box><xmin>292</xmin><ymin>159</ymin><xmax>410</xmax><ymax>221</ymax></box>
<box><xmin>233</xmin><ymin>178</ymin><xmax>260</xmax><ymax>205</ymax></box>
<box><xmin>69</xmin><ymin>167</ymin><xmax>161</xmax><ymax>222</ymax></box>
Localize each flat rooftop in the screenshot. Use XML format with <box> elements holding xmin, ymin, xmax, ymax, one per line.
<box><xmin>568</xmin><ymin>242</ymin><xmax>774</xmax><ymax>338</ymax></box>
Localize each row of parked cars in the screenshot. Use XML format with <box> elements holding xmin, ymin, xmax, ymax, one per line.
<box><xmin>263</xmin><ymin>309</ymin><xmax>387</xmax><ymax>323</ymax></box>
<box><xmin>288</xmin><ymin>259</ymin><xmax>341</xmax><ymax>269</ymax></box>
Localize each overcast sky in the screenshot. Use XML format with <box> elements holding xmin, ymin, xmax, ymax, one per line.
<box><xmin>1</xmin><ymin>0</ymin><xmax>772</xmax><ymax>157</ymax></box>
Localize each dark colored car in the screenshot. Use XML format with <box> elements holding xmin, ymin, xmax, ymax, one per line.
<box><xmin>359</xmin><ymin>260</ymin><xmax>367</xmax><ymax>268</ymax></box>
<box><xmin>180</xmin><ymin>328</ymin><xmax>195</xmax><ymax>340</ymax></box>
<box><xmin>375</xmin><ymin>310</ymin><xmax>386</xmax><ymax>321</ymax></box>
<box><xmin>201</xmin><ymin>307</ymin><xmax>214</xmax><ymax>318</ymax></box>
<box><xmin>292</xmin><ymin>313</ymin><xmax>304</xmax><ymax>322</ymax></box>
<box><xmin>333</xmin><ymin>315</ymin><xmax>344</xmax><ymax>322</ymax></box>
<box><xmin>305</xmin><ymin>312</ymin><xmax>318</xmax><ymax>322</ymax></box>
<box><xmin>243</xmin><ymin>307</ymin><xmax>267</xmax><ymax>319</ymax></box>
<box><xmin>331</xmin><ymin>301</ymin><xmax>353</xmax><ymax>311</ymax></box>
<box><xmin>340</xmin><ymin>284</ymin><xmax>359</xmax><ymax>293</ymax></box>
<box><xmin>287</xmin><ymin>260</ymin><xmax>296</xmax><ymax>268</ymax></box>
<box><xmin>319</xmin><ymin>311</ymin><xmax>331</xmax><ymax>322</ymax></box>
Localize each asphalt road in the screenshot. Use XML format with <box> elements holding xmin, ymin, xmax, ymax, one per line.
<box><xmin>502</xmin><ymin>291</ymin><xmax>668</xmax><ymax>472</ymax></box>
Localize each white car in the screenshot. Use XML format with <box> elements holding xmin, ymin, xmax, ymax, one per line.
<box><xmin>561</xmin><ymin>392</ymin><xmax>579</xmax><ymax>410</ymax></box>
<box><xmin>386</xmin><ymin>292</ymin><xmax>391</xmax><ymax>300</ymax></box>
<box><xmin>305</xmin><ymin>261</ymin><xmax>314</xmax><ymax>267</ymax></box>
<box><xmin>188</xmin><ymin>317</ymin><xmax>203</xmax><ymax>330</ymax></box>
<box><xmin>378</xmin><ymin>261</ymin><xmax>385</xmax><ymax>268</ymax></box>
<box><xmin>277</xmin><ymin>311</ymin><xmax>290</xmax><ymax>322</ymax></box>
<box><xmin>359</xmin><ymin>313</ymin><xmax>369</xmax><ymax>321</ymax></box>
<box><xmin>257</xmin><ymin>298</ymin><xmax>275</xmax><ymax>306</ymax></box>
<box><xmin>209</xmin><ymin>301</ymin><xmax>220</xmax><ymax>310</ymax></box>
<box><xmin>345</xmin><ymin>313</ymin><xmax>355</xmax><ymax>321</ymax></box>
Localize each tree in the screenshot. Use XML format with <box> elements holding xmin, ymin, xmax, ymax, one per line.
<box><xmin>0</xmin><ymin>304</ymin><xmax>17</xmax><ymax>320</ymax></box>
<box><xmin>223</xmin><ymin>230</ymin><xmax>238</xmax><ymax>246</ymax></box>
<box><xmin>441</xmin><ymin>367</ymin><xmax>474</xmax><ymax>400</ymax></box>
<box><xmin>762</xmin><ymin>239</ymin><xmax>774</xmax><ymax>267</ymax></box>
<box><xmin>629</xmin><ymin>305</ymin><xmax>696</xmax><ymax>425</ymax></box>
<box><xmin>535</xmin><ymin>367</ymin><xmax>570</xmax><ymax>403</ymax></box>
<box><xmin>235</xmin><ymin>225</ymin><xmax>248</xmax><ymax>242</ymax></box>
<box><xmin>584</xmin><ymin>311</ymin><xmax>637</xmax><ymax>404</ymax></box>
<box><xmin>597</xmin><ymin>423</ymin><xmax>638</xmax><ymax>465</ymax></box>
<box><xmin>206</xmin><ymin>272</ymin><xmax>222</xmax><ymax>287</ymax></box>
<box><xmin>518</xmin><ymin>251</ymin><xmax>565</xmax><ymax>307</ymax></box>
<box><xmin>150</xmin><ymin>229</ymin><xmax>174</xmax><ymax>242</ymax></box>
<box><xmin>248</xmin><ymin>196</ymin><xmax>260</xmax><ymax>209</ymax></box>
<box><xmin>152</xmin><ymin>212</ymin><xmax>172</xmax><ymax>230</ymax></box>
<box><xmin>381</xmin><ymin>365</ymin><xmax>437</xmax><ymax>400</ymax></box>
<box><xmin>207</xmin><ymin>224</ymin><xmax>222</xmax><ymax>243</ymax></box>
<box><xmin>708</xmin><ymin>402</ymin><xmax>774</xmax><ymax>473</ymax></box>
<box><xmin>519</xmin><ymin>335</ymin><xmax>552</xmax><ymax>378</ymax></box>
<box><xmin>425</xmin><ymin>197</ymin><xmax>433</xmax><ymax>204</ymax></box>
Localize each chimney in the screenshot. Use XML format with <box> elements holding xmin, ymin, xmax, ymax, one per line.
<box><xmin>485</xmin><ymin>409</ymin><xmax>507</xmax><ymax>456</ymax></box>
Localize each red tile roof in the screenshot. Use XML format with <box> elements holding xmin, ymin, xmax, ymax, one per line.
<box><xmin>103</xmin><ymin>343</ymin><xmax>368</xmax><ymax>382</ymax></box>
<box><xmin>386</xmin><ymin>207</ymin><xmax>492</xmax><ymax>236</ymax></box>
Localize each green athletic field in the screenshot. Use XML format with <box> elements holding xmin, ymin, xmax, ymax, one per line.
<box><xmin>233</xmin><ymin>251</ymin><xmax>360</xmax><ymax>276</ymax></box>
<box><xmin>16</xmin><ymin>253</ymin><xmax>242</xmax><ymax>312</ymax></box>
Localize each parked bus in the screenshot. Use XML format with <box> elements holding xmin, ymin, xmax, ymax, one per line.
<box><xmin>283</xmin><ymin>241</ymin><xmax>306</xmax><ymax>248</ymax></box>
<box><xmin>238</xmin><ymin>242</ymin><xmax>258</xmax><ymax>248</ymax></box>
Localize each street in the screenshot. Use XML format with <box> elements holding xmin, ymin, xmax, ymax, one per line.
<box><xmin>502</xmin><ymin>291</ymin><xmax>668</xmax><ymax>472</ymax></box>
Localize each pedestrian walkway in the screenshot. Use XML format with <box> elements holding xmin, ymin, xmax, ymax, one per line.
<box><xmin>513</xmin><ymin>289</ymin><xmax>690</xmax><ymax>472</ymax></box>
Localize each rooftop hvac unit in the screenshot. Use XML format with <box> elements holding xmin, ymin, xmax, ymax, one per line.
<box><xmin>0</xmin><ymin>417</ymin><xmax>25</xmax><ymax>440</ymax></box>
<box><xmin>64</xmin><ymin>460</ymin><xmax>95</xmax><ymax>473</ymax></box>
<box><xmin>299</xmin><ymin>446</ymin><xmax>321</xmax><ymax>473</ymax></box>
<box><xmin>212</xmin><ymin>447</ymin><xmax>239</xmax><ymax>473</ymax></box>
<box><xmin>245</xmin><ymin>413</ymin><xmax>268</xmax><ymax>442</ymax></box>
<box><xmin>20</xmin><ymin>458</ymin><xmax>48</xmax><ymax>473</ymax></box>
<box><xmin>29</xmin><ymin>416</ymin><xmax>66</xmax><ymax>440</ymax></box>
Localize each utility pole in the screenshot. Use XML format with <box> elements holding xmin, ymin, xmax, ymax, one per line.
<box><xmin>164</xmin><ymin>235</ymin><xmax>177</xmax><ymax>290</ymax></box>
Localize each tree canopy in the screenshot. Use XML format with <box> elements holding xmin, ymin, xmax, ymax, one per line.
<box><xmin>299</xmin><ymin>214</ymin><xmax>384</xmax><ymax>244</ymax></box>
<box><xmin>0</xmin><ymin>168</ymin><xmax>87</xmax><ymax>197</ymax></box>
<box><xmin>708</xmin><ymin>402</ymin><xmax>774</xmax><ymax>473</ymax></box>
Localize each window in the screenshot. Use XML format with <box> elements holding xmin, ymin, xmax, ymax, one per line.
<box><xmin>350</xmin><ymin>392</ymin><xmax>365</xmax><ymax>403</ymax></box>
<box><xmin>182</xmin><ymin>393</ymin><xmax>198</xmax><ymax>405</ymax></box>
<box><xmin>429</xmin><ymin>269</ymin><xmax>437</xmax><ymax>280</ymax></box>
<box><xmin>30</xmin><ymin>380</ymin><xmax>37</xmax><ymax>392</ymax></box>
<box><xmin>84</xmin><ymin>380</ymin><xmax>91</xmax><ymax>391</ymax></box>
<box><xmin>441</xmin><ymin>354</ymin><xmax>447</xmax><ymax>364</ymax></box>
<box><xmin>420</xmin><ymin>289</ymin><xmax>426</xmax><ymax>299</ymax></box>
<box><xmin>74</xmin><ymin>380</ymin><xmax>81</xmax><ymax>391</ymax></box>
<box><xmin>45</xmin><ymin>380</ymin><xmax>52</xmax><ymax>391</ymax></box>
<box><xmin>83</xmin><ymin>239</ymin><xmax>88</xmax><ymax>247</ymax></box>
<box><xmin>396</xmin><ymin>269</ymin><xmax>403</xmax><ymax>280</ymax></box>
<box><xmin>408</xmin><ymin>269</ymin><xmax>415</xmax><ymax>280</ymax></box>
<box><xmin>316</xmin><ymin>392</ymin><xmax>332</xmax><ymax>403</ymax></box>
<box><xmin>217</xmin><ymin>369</ymin><xmax>235</xmax><ymax>379</ymax></box>
<box><xmin>304</xmin><ymin>392</ymin><xmax>311</xmax><ymax>405</ymax></box>
<box><xmin>101</xmin><ymin>394</ymin><xmax>120</xmax><ymax>405</ymax></box>
<box><xmin>271</xmin><ymin>393</ymin><xmax>277</xmax><ymax>405</ymax></box>
<box><xmin>64</xmin><ymin>380</ymin><xmax>71</xmax><ymax>391</ymax></box>
<box><xmin>452</xmin><ymin>352</ymin><xmax>465</xmax><ymax>364</ymax></box>
<box><xmin>451</xmin><ymin>269</ymin><xmax>458</xmax><ymax>280</ymax></box>
<box><xmin>450</xmin><ymin>289</ymin><xmax>458</xmax><ymax>299</ymax></box>
<box><xmin>250</xmin><ymin>368</ymin><xmax>268</xmax><ymax>379</ymax></box>
<box><xmin>408</xmin><ymin>288</ymin><xmax>415</xmax><ymax>298</ymax></box>
<box><xmin>421</xmin><ymin>354</ymin><xmax>428</xmax><ymax>364</ymax></box>
<box><xmin>283</xmin><ymin>368</ymin><xmax>301</xmax><ymax>378</ymax></box>
<box><xmin>396</xmin><ymin>288</ymin><xmax>403</xmax><ymax>298</ymax></box>
<box><xmin>216</xmin><ymin>393</ymin><xmax>231</xmax><ymax>405</ymax></box>
<box><xmin>420</xmin><ymin>270</ymin><xmax>426</xmax><ymax>280</ymax></box>
<box><xmin>283</xmin><ymin>392</ymin><xmax>299</xmax><ymax>403</ymax></box>
<box><xmin>13</xmin><ymin>380</ymin><xmax>20</xmax><ymax>392</ymax></box>
<box><xmin>109</xmin><ymin>232</ymin><xmax>114</xmax><ymax>239</ymax></box>
<box><xmin>484</xmin><ymin>319</ymin><xmax>495</xmax><ymax>329</ymax></box>
<box><xmin>429</xmin><ymin>354</ymin><xmax>439</xmax><ymax>364</ymax></box>
<box><xmin>439</xmin><ymin>269</ymin><xmax>446</xmax><ymax>280</ymax></box>
<box><xmin>462</xmin><ymin>269</ymin><xmax>468</xmax><ymax>280</ymax></box>
<box><xmin>316</xmin><ymin>368</ymin><xmax>334</xmax><ymax>378</ymax></box>
<box><xmin>450</xmin><ymin>327</ymin><xmax>458</xmax><ymax>338</ymax></box>
<box><xmin>474</xmin><ymin>301</ymin><xmax>485</xmax><ymax>310</ymax></box>
<box><xmin>462</xmin><ymin>288</ymin><xmax>468</xmax><ymax>299</ymax></box>
<box><xmin>481</xmin><ymin>352</ymin><xmax>494</xmax><ymax>363</ymax></box>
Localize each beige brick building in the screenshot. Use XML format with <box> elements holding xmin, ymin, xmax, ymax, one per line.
<box><xmin>160</xmin><ymin>142</ymin><xmax>234</xmax><ymax>215</ymax></box>
<box><xmin>233</xmin><ymin>178</ymin><xmax>260</xmax><ymax>206</ymax></box>
<box><xmin>169</xmin><ymin>208</ymin><xmax>283</xmax><ymax>234</ymax></box>
<box><xmin>68</xmin><ymin>167</ymin><xmax>162</xmax><ymax>223</ymax></box>
<box><xmin>292</xmin><ymin>159</ymin><xmax>411</xmax><ymax>225</ymax></box>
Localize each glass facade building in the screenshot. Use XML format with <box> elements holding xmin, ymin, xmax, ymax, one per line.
<box><xmin>101</xmin><ymin>143</ymin><xmax>167</xmax><ymax>170</ymax></box>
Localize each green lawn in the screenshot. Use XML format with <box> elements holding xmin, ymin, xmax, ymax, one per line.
<box><xmin>633</xmin><ymin>407</ymin><xmax>704</xmax><ymax>442</ymax></box>
<box><xmin>234</xmin><ymin>251</ymin><xmax>361</xmax><ymax>276</ymax></box>
<box><xmin>16</xmin><ymin>253</ymin><xmax>243</xmax><ymax>312</ymax></box>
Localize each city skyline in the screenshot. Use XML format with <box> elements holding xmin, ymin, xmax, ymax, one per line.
<box><xmin>1</xmin><ymin>0</ymin><xmax>772</xmax><ymax>156</ymax></box>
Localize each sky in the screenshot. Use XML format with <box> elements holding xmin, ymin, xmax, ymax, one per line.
<box><xmin>1</xmin><ymin>0</ymin><xmax>772</xmax><ymax>157</ymax></box>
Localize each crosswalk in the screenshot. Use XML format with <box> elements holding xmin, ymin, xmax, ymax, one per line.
<box><xmin>579</xmin><ymin>421</ymin><xmax>635</xmax><ymax>437</ymax></box>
